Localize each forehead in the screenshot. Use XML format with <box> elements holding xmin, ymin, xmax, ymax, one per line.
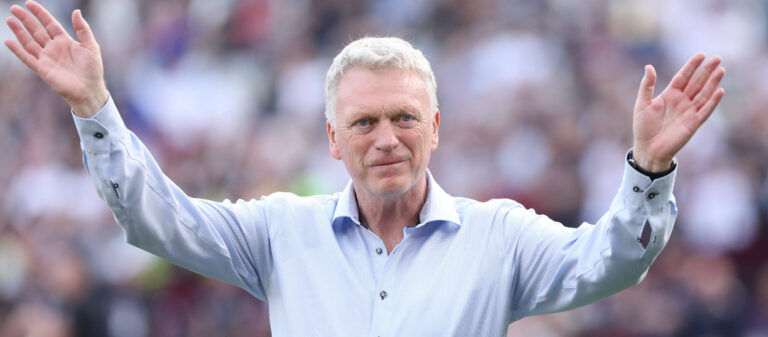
<box><xmin>335</xmin><ymin>67</ymin><xmax>430</xmax><ymax>119</ymax></box>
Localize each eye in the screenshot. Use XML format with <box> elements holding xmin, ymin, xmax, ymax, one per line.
<box><xmin>350</xmin><ymin>118</ymin><xmax>373</xmax><ymax>132</ymax></box>
<box><xmin>396</xmin><ymin>114</ymin><xmax>418</xmax><ymax>127</ymax></box>
<box><xmin>397</xmin><ymin>113</ymin><xmax>419</xmax><ymax>125</ymax></box>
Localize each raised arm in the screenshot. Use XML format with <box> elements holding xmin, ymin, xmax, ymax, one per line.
<box><xmin>508</xmin><ymin>56</ymin><xmax>726</xmax><ymax>320</ymax></box>
<box><xmin>5</xmin><ymin>1</ymin><xmax>275</xmax><ymax>301</ymax></box>
<box><xmin>4</xmin><ymin>0</ymin><xmax>108</xmax><ymax>117</ymax></box>
<box><xmin>632</xmin><ymin>53</ymin><xmax>725</xmax><ymax>171</ymax></box>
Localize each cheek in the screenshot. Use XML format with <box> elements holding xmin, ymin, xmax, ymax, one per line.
<box><xmin>415</xmin><ymin>129</ymin><xmax>433</xmax><ymax>153</ymax></box>
<box><xmin>340</xmin><ymin>135</ymin><xmax>368</xmax><ymax>161</ymax></box>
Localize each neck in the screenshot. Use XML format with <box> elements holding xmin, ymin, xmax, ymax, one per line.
<box><xmin>354</xmin><ymin>174</ymin><xmax>428</xmax><ymax>254</ymax></box>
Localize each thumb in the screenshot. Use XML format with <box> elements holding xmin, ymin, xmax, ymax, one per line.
<box><xmin>71</xmin><ymin>9</ymin><xmax>96</xmax><ymax>47</ymax></box>
<box><xmin>635</xmin><ymin>65</ymin><xmax>656</xmax><ymax>109</ymax></box>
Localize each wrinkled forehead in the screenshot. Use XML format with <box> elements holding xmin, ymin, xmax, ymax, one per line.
<box><xmin>336</xmin><ymin>67</ymin><xmax>431</xmax><ymax>118</ymax></box>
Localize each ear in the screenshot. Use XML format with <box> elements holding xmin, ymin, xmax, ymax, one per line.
<box><xmin>431</xmin><ymin>110</ymin><xmax>440</xmax><ymax>151</ymax></box>
<box><xmin>327</xmin><ymin>122</ymin><xmax>342</xmax><ymax>160</ymax></box>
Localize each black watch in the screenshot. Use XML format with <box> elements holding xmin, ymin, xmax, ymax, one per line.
<box><xmin>627</xmin><ymin>150</ymin><xmax>677</xmax><ymax>180</ymax></box>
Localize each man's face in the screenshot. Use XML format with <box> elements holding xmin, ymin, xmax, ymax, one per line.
<box><xmin>328</xmin><ymin>67</ymin><xmax>439</xmax><ymax>199</ymax></box>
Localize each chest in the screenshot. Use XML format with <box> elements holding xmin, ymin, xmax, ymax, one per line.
<box><xmin>267</xmin><ymin>220</ymin><xmax>513</xmax><ymax>336</ymax></box>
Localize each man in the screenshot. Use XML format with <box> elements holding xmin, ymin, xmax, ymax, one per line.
<box><xmin>5</xmin><ymin>1</ymin><xmax>725</xmax><ymax>336</ymax></box>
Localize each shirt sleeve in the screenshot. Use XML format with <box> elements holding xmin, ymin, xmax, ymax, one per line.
<box><xmin>72</xmin><ymin>96</ymin><xmax>273</xmax><ymax>301</ymax></box>
<box><xmin>505</xmin><ymin>153</ymin><xmax>677</xmax><ymax>321</ymax></box>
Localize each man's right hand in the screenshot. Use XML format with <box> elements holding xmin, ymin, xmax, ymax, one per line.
<box><xmin>4</xmin><ymin>0</ymin><xmax>108</xmax><ymax>118</ymax></box>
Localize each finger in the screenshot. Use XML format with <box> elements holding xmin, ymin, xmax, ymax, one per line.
<box><xmin>668</xmin><ymin>53</ymin><xmax>706</xmax><ymax>90</ymax></box>
<box><xmin>692</xmin><ymin>67</ymin><xmax>725</xmax><ymax>110</ymax></box>
<box><xmin>683</xmin><ymin>55</ymin><xmax>721</xmax><ymax>98</ymax></box>
<box><xmin>696</xmin><ymin>88</ymin><xmax>724</xmax><ymax>125</ymax></box>
<box><xmin>4</xmin><ymin>39</ymin><xmax>39</xmax><ymax>71</ymax></box>
<box><xmin>26</xmin><ymin>0</ymin><xmax>69</xmax><ymax>38</ymax></box>
<box><xmin>10</xmin><ymin>4</ymin><xmax>50</xmax><ymax>47</ymax></box>
<box><xmin>6</xmin><ymin>16</ymin><xmax>42</xmax><ymax>58</ymax></box>
<box><xmin>635</xmin><ymin>65</ymin><xmax>656</xmax><ymax>108</ymax></box>
<box><xmin>71</xmin><ymin>9</ymin><xmax>96</xmax><ymax>47</ymax></box>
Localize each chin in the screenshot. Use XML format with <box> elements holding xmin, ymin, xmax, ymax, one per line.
<box><xmin>370</xmin><ymin>175</ymin><xmax>416</xmax><ymax>197</ymax></box>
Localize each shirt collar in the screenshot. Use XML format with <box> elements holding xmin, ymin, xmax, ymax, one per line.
<box><xmin>333</xmin><ymin>180</ymin><xmax>362</xmax><ymax>226</ymax></box>
<box><xmin>332</xmin><ymin>170</ymin><xmax>460</xmax><ymax>228</ymax></box>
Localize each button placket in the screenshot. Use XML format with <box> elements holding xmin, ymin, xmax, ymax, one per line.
<box><xmin>370</xmin><ymin>275</ymin><xmax>394</xmax><ymax>337</ymax></box>
<box><xmin>370</xmin><ymin>229</ymin><xmax>402</xmax><ymax>336</ymax></box>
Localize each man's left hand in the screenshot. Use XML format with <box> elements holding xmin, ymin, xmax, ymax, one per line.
<box><xmin>632</xmin><ymin>53</ymin><xmax>725</xmax><ymax>172</ymax></box>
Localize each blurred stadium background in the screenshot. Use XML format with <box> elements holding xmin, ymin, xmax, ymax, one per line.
<box><xmin>1</xmin><ymin>0</ymin><xmax>767</xmax><ymax>336</ymax></box>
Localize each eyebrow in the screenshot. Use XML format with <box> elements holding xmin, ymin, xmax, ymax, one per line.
<box><xmin>354</xmin><ymin>103</ymin><xmax>421</xmax><ymax>118</ymax></box>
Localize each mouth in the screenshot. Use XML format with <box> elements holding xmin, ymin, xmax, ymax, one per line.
<box><xmin>370</xmin><ymin>159</ymin><xmax>407</xmax><ymax>167</ymax></box>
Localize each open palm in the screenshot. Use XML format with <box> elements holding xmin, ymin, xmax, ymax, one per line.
<box><xmin>632</xmin><ymin>54</ymin><xmax>725</xmax><ymax>172</ymax></box>
<box><xmin>4</xmin><ymin>0</ymin><xmax>107</xmax><ymax>117</ymax></box>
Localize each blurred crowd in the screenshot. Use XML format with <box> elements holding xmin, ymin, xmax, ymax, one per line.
<box><xmin>1</xmin><ymin>0</ymin><xmax>768</xmax><ymax>336</ymax></box>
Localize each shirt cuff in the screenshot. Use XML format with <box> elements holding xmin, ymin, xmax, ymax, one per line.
<box><xmin>620</xmin><ymin>149</ymin><xmax>676</xmax><ymax>212</ymax></box>
<box><xmin>71</xmin><ymin>95</ymin><xmax>127</xmax><ymax>154</ymax></box>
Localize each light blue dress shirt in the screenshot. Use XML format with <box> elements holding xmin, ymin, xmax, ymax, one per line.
<box><xmin>73</xmin><ymin>97</ymin><xmax>678</xmax><ymax>336</ymax></box>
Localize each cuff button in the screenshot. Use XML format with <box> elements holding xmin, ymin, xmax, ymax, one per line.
<box><xmin>94</xmin><ymin>132</ymin><xmax>104</xmax><ymax>139</ymax></box>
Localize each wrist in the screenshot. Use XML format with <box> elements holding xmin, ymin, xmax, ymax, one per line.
<box><xmin>630</xmin><ymin>145</ymin><xmax>674</xmax><ymax>172</ymax></box>
<box><xmin>71</xmin><ymin>86</ymin><xmax>109</xmax><ymax>118</ymax></box>
<box><xmin>628</xmin><ymin>150</ymin><xmax>676</xmax><ymax>180</ymax></box>
<box><xmin>633</xmin><ymin>157</ymin><xmax>673</xmax><ymax>173</ymax></box>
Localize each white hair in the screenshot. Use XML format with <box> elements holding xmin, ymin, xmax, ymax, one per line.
<box><xmin>324</xmin><ymin>36</ymin><xmax>438</xmax><ymax>127</ymax></box>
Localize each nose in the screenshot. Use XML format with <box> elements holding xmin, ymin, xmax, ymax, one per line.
<box><xmin>373</xmin><ymin>121</ymin><xmax>399</xmax><ymax>151</ymax></box>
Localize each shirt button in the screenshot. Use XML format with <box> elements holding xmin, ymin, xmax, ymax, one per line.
<box><xmin>94</xmin><ymin>132</ymin><xmax>104</xmax><ymax>139</ymax></box>
<box><xmin>380</xmin><ymin>290</ymin><xmax>387</xmax><ymax>300</ymax></box>
<box><xmin>376</xmin><ymin>248</ymin><xmax>383</xmax><ymax>255</ymax></box>
<box><xmin>632</xmin><ymin>186</ymin><xmax>641</xmax><ymax>192</ymax></box>
<box><xmin>112</xmin><ymin>182</ymin><xmax>119</xmax><ymax>188</ymax></box>
<box><xmin>648</xmin><ymin>192</ymin><xmax>658</xmax><ymax>199</ymax></box>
